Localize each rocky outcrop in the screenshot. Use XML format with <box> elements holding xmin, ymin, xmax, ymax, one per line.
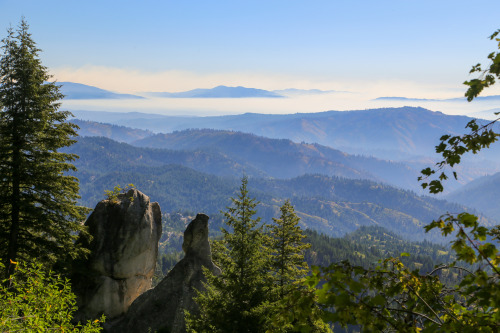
<box><xmin>73</xmin><ymin>189</ymin><xmax>162</xmax><ymax>322</ymax></box>
<box><xmin>108</xmin><ymin>213</ymin><xmax>221</xmax><ymax>333</ymax></box>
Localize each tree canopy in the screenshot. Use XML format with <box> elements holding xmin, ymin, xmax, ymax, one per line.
<box><xmin>187</xmin><ymin>179</ymin><xmax>330</xmax><ymax>332</ymax></box>
<box><xmin>0</xmin><ymin>19</ymin><xmax>89</xmax><ymax>275</ymax></box>
<box><xmin>187</xmin><ymin>177</ymin><xmax>269</xmax><ymax>332</ymax></box>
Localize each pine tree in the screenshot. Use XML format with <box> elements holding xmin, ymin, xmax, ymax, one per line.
<box><xmin>265</xmin><ymin>200</ymin><xmax>331</xmax><ymax>333</ymax></box>
<box><xmin>268</xmin><ymin>200</ymin><xmax>310</xmax><ymax>299</ymax></box>
<box><xmin>188</xmin><ymin>177</ymin><xmax>270</xmax><ymax>332</ymax></box>
<box><xmin>0</xmin><ymin>19</ymin><xmax>89</xmax><ymax>275</ymax></box>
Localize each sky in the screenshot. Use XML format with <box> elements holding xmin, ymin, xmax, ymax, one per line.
<box><xmin>1</xmin><ymin>0</ymin><xmax>500</xmax><ymax>116</ymax></box>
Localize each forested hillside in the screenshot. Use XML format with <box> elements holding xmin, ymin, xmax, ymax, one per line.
<box><xmin>72</xmin><ymin>114</ymin><xmax>500</xmax><ymax>194</ymax></box>
<box><xmin>72</xmin><ymin>119</ymin><xmax>153</xmax><ymax>143</ymax></box>
<box><xmin>132</xmin><ymin>128</ymin><xmax>421</xmax><ymax>190</ymax></box>
<box><xmin>157</xmin><ymin>212</ymin><xmax>457</xmax><ymax>283</ymax></box>
<box><xmin>305</xmin><ymin>226</ymin><xmax>455</xmax><ymax>274</ymax></box>
<box><xmin>446</xmin><ymin>171</ymin><xmax>500</xmax><ymax>221</ymax></box>
<box><xmin>65</xmin><ymin>136</ymin><xmax>483</xmax><ymax>242</ymax></box>
<box><xmin>72</xmin><ymin>107</ymin><xmax>500</xmax><ymax>161</ymax></box>
<box><xmin>65</xmin><ymin>136</ymin><xmax>267</xmax><ymax>178</ymax></box>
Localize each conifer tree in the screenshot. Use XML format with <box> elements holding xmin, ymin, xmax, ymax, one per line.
<box><xmin>0</xmin><ymin>19</ymin><xmax>89</xmax><ymax>275</ymax></box>
<box><xmin>188</xmin><ymin>177</ymin><xmax>270</xmax><ymax>332</ymax></box>
<box><xmin>265</xmin><ymin>201</ymin><xmax>331</xmax><ymax>333</ymax></box>
<box><xmin>268</xmin><ymin>200</ymin><xmax>310</xmax><ymax>299</ymax></box>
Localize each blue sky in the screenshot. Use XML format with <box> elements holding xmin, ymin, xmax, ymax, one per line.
<box><xmin>1</xmin><ymin>0</ymin><xmax>500</xmax><ymax>115</ymax></box>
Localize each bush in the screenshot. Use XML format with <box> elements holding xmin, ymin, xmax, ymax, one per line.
<box><xmin>0</xmin><ymin>261</ymin><xmax>103</xmax><ymax>332</ymax></box>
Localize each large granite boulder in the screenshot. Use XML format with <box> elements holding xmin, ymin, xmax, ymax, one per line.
<box><xmin>108</xmin><ymin>213</ymin><xmax>221</xmax><ymax>333</ymax></box>
<box><xmin>73</xmin><ymin>189</ymin><xmax>162</xmax><ymax>321</ymax></box>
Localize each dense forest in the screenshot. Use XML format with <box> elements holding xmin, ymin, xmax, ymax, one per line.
<box><xmin>156</xmin><ymin>211</ymin><xmax>458</xmax><ymax>284</ymax></box>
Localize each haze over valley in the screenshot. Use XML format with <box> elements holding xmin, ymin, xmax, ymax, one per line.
<box><xmin>67</xmin><ymin>105</ymin><xmax>500</xmax><ymax>244</ymax></box>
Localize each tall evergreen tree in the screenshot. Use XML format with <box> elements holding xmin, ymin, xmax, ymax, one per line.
<box><xmin>188</xmin><ymin>177</ymin><xmax>270</xmax><ymax>332</ymax></box>
<box><xmin>268</xmin><ymin>200</ymin><xmax>310</xmax><ymax>299</ymax></box>
<box><xmin>0</xmin><ymin>19</ymin><xmax>89</xmax><ymax>275</ymax></box>
<box><xmin>265</xmin><ymin>201</ymin><xmax>331</xmax><ymax>333</ymax></box>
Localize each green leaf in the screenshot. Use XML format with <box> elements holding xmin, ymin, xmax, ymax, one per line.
<box><xmin>371</xmin><ymin>294</ymin><xmax>386</xmax><ymax>306</ymax></box>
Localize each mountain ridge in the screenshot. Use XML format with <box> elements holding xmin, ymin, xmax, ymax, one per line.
<box><xmin>131</xmin><ymin>128</ymin><xmax>422</xmax><ymax>191</ymax></box>
<box><xmin>71</xmin><ymin>107</ymin><xmax>488</xmax><ymax>161</ymax></box>
<box><xmin>65</xmin><ymin>136</ymin><xmax>489</xmax><ymax>243</ymax></box>
<box><xmin>59</xmin><ymin>82</ymin><xmax>144</xmax><ymax>99</ymax></box>
<box><xmin>446</xmin><ymin>171</ymin><xmax>500</xmax><ymax>221</ymax></box>
<box><xmin>145</xmin><ymin>85</ymin><xmax>283</xmax><ymax>98</ymax></box>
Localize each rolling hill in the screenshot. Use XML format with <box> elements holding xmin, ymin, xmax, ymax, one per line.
<box><xmin>72</xmin><ymin>107</ymin><xmax>500</xmax><ymax>162</ymax></box>
<box><xmin>446</xmin><ymin>172</ymin><xmax>500</xmax><ymax>222</ymax></box>
<box><xmin>132</xmin><ymin>128</ymin><xmax>421</xmax><ymax>191</ymax></box>
<box><xmin>66</xmin><ymin>136</ymin><xmax>267</xmax><ymax>179</ymax></box>
<box><xmin>66</xmin><ymin>136</ymin><xmax>481</xmax><ymax>242</ymax></box>
<box><xmin>72</xmin><ymin>119</ymin><xmax>153</xmax><ymax>143</ymax></box>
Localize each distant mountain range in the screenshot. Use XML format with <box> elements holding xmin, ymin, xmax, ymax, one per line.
<box><xmin>59</xmin><ymin>82</ymin><xmax>144</xmax><ymax>99</ymax></box>
<box><xmin>145</xmin><ymin>86</ymin><xmax>338</xmax><ymax>98</ymax></box>
<box><xmin>145</xmin><ymin>85</ymin><xmax>283</xmax><ymax>98</ymax></box>
<box><xmin>72</xmin><ymin>107</ymin><xmax>499</xmax><ymax>162</ymax></box>
<box><xmin>59</xmin><ymin>81</ymin><xmax>338</xmax><ymax>99</ymax></box>
<box><xmin>71</xmin><ymin>121</ymin><xmax>422</xmax><ymax>190</ymax></box>
<box><xmin>57</xmin><ymin>81</ymin><xmax>500</xmax><ymax>102</ymax></box>
<box><xmin>72</xmin><ymin>108</ymin><xmax>500</xmax><ymax>196</ymax></box>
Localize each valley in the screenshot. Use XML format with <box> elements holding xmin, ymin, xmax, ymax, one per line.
<box><xmin>66</xmin><ymin>107</ymin><xmax>499</xmax><ymax>244</ymax></box>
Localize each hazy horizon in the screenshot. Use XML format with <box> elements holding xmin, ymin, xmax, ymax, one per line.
<box><xmin>2</xmin><ymin>1</ymin><xmax>500</xmax><ymax>118</ymax></box>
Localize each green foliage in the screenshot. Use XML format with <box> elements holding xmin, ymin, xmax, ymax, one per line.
<box><xmin>304</xmin><ymin>226</ymin><xmax>458</xmax><ymax>281</ymax></box>
<box><xmin>104</xmin><ymin>183</ymin><xmax>136</xmax><ymax>203</ymax></box>
<box><xmin>188</xmin><ymin>180</ymin><xmax>331</xmax><ymax>332</ymax></box>
<box><xmin>419</xmin><ymin>120</ymin><xmax>500</xmax><ymax>193</ymax></box>
<box><xmin>300</xmin><ymin>217</ymin><xmax>499</xmax><ymax>332</ymax></box>
<box><xmin>188</xmin><ymin>177</ymin><xmax>269</xmax><ymax>332</ymax></box>
<box><xmin>0</xmin><ymin>261</ymin><xmax>103</xmax><ymax>332</ymax></box>
<box><xmin>265</xmin><ymin>200</ymin><xmax>332</xmax><ymax>333</ymax></box>
<box><xmin>463</xmin><ymin>29</ymin><xmax>500</xmax><ymax>101</ymax></box>
<box><xmin>419</xmin><ymin>29</ymin><xmax>500</xmax><ymax>193</ymax></box>
<box><xmin>0</xmin><ymin>19</ymin><xmax>90</xmax><ymax>275</ymax></box>
<box><xmin>268</xmin><ymin>200</ymin><xmax>311</xmax><ymax>299</ymax></box>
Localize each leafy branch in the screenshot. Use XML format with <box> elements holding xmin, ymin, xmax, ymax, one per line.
<box><xmin>463</xmin><ymin>29</ymin><xmax>500</xmax><ymax>101</ymax></box>
<box><xmin>419</xmin><ymin>29</ymin><xmax>500</xmax><ymax>194</ymax></box>
<box><xmin>419</xmin><ymin>118</ymin><xmax>500</xmax><ymax>193</ymax></box>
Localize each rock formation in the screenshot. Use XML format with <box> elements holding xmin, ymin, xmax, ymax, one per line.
<box><xmin>108</xmin><ymin>213</ymin><xmax>221</xmax><ymax>333</ymax></box>
<box><xmin>73</xmin><ymin>189</ymin><xmax>162</xmax><ymax>322</ymax></box>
